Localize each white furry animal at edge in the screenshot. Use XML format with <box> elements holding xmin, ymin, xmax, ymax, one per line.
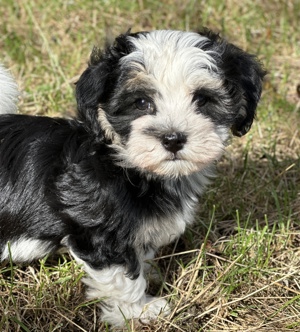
<box><xmin>0</xmin><ymin>64</ymin><xmax>19</xmax><ymax>114</ymax></box>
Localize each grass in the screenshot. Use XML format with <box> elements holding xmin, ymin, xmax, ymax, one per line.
<box><xmin>1</xmin><ymin>0</ymin><xmax>300</xmax><ymax>331</ymax></box>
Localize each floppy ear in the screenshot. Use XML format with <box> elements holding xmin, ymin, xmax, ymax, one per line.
<box><xmin>75</xmin><ymin>47</ymin><xmax>113</xmax><ymax>131</ymax></box>
<box><xmin>75</xmin><ymin>52</ymin><xmax>110</xmax><ymax>137</ymax></box>
<box><xmin>221</xmin><ymin>43</ymin><xmax>266</xmax><ymax>136</ymax></box>
<box><xmin>75</xmin><ymin>33</ymin><xmax>135</xmax><ymax>129</ymax></box>
<box><xmin>200</xmin><ymin>29</ymin><xmax>266</xmax><ymax>136</ymax></box>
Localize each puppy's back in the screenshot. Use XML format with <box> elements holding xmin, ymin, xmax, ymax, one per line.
<box><xmin>0</xmin><ymin>64</ymin><xmax>19</xmax><ymax>114</ymax></box>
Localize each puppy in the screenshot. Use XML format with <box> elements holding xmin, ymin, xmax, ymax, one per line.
<box><xmin>0</xmin><ymin>29</ymin><xmax>265</xmax><ymax>326</ymax></box>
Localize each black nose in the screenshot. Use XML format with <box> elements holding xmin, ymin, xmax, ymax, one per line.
<box><xmin>161</xmin><ymin>132</ymin><xmax>187</xmax><ymax>154</ymax></box>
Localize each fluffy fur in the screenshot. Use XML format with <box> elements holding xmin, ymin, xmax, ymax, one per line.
<box><xmin>0</xmin><ymin>29</ymin><xmax>265</xmax><ymax>326</ymax></box>
<box><xmin>0</xmin><ymin>64</ymin><xmax>18</xmax><ymax>114</ymax></box>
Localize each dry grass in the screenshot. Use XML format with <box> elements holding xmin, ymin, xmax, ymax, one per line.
<box><xmin>1</xmin><ymin>0</ymin><xmax>300</xmax><ymax>331</ymax></box>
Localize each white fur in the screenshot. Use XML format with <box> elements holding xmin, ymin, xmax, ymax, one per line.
<box><xmin>98</xmin><ymin>107</ymin><xmax>122</xmax><ymax>144</ymax></box>
<box><xmin>134</xmin><ymin>173</ymin><xmax>208</xmax><ymax>249</ymax></box>
<box><xmin>1</xmin><ymin>237</ymin><xmax>53</xmax><ymax>262</ymax></box>
<box><xmin>70</xmin><ymin>250</ymin><xmax>170</xmax><ymax>326</ymax></box>
<box><xmin>125</xmin><ymin>114</ymin><xmax>227</xmax><ymax>177</ymax></box>
<box><xmin>0</xmin><ymin>64</ymin><xmax>19</xmax><ymax>114</ymax></box>
<box><xmin>123</xmin><ymin>30</ymin><xmax>218</xmax><ymax>79</ymax></box>
<box><xmin>123</xmin><ymin>31</ymin><xmax>221</xmax><ymax>96</ymax></box>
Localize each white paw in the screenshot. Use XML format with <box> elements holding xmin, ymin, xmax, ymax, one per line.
<box><xmin>139</xmin><ymin>296</ymin><xmax>171</xmax><ymax>324</ymax></box>
<box><xmin>100</xmin><ymin>296</ymin><xmax>170</xmax><ymax>326</ymax></box>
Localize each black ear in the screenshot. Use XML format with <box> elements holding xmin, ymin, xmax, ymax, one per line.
<box><xmin>76</xmin><ymin>47</ymin><xmax>112</xmax><ymax>118</ymax></box>
<box><xmin>76</xmin><ymin>32</ymin><xmax>136</xmax><ymax>117</ymax></box>
<box><xmin>75</xmin><ymin>49</ymin><xmax>112</xmax><ymax>137</ymax></box>
<box><xmin>221</xmin><ymin>43</ymin><xmax>266</xmax><ymax>136</ymax></box>
<box><xmin>200</xmin><ymin>29</ymin><xmax>266</xmax><ymax>136</ymax></box>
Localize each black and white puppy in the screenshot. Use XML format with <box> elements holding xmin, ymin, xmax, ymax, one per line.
<box><xmin>0</xmin><ymin>29</ymin><xmax>265</xmax><ymax>326</ymax></box>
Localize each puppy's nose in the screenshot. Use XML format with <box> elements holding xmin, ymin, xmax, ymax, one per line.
<box><xmin>162</xmin><ymin>132</ymin><xmax>187</xmax><ymax>154</ymax></box>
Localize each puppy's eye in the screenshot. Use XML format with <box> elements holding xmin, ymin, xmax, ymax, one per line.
<box><xmin>193</xmin><ymin>94</ymin><xmax>208</xmax><ymax>107</ymax></box>
<box><xmin>135</xmin><ymin>98</ymin><xmax>155</xmax><ymax>114</ymax></box>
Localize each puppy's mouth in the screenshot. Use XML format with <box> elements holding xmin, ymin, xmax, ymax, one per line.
<box><xmin>153</xmin><ymin>158</ymin><xmax>204</xmax><ymax>178</ymax></box>
<box><xmin>167</xmin><ymin>154</ymin><xmax>191</xmax><ymax>165</ymax></box>
<box><xmin>168</xmin><ymin>153</ymin><xmax>181</xmax><ymax>161</ymax></box>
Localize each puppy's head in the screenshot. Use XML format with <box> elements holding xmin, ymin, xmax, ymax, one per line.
<box><xmin>76</xmin><ymin>30</ymin><xmax>265</xmax><ymax>178</ymax></box>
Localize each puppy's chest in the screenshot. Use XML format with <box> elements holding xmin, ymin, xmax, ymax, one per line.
<box><xmin>135</xmin><ymin>194</ymin><xmax>198</xmax><ymax>250</ymax></box>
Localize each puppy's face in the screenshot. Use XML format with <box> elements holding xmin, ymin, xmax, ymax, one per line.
<box><xmin>76</xmin><ymin>30</ymin><xmax>265</xmax><ymax>178</ymax></box>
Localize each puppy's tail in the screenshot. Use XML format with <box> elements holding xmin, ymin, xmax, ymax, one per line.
<box><xmin>0</xmin><ymin>64</ymin><xmax>19</xmax><ymax>114</ymax></box>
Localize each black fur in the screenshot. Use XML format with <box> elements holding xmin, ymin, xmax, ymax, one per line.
<box><xmin>199</xmin><ymin>28</ymin><xmax>266</xmax><ymax>136</ymax></box>
<box><xmin>0</xmin><ymin>113</ymin><xmax>196</xmax><ymax>278</ymax></box>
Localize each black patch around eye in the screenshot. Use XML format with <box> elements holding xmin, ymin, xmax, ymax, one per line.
<box><xmin>193</xmin><ymin>93</ymin><xmax>209</xmax><ymax>107</ymax></box>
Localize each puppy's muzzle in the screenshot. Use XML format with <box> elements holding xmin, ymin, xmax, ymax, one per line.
<box><xmin>161</xmin><ymin>132</ymin><xmax>187</xmax><ymax>154</ymax></box>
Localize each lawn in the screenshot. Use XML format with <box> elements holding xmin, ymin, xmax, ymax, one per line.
<box><xmin>1</xmin><ymin>0</ymin><xmax>300</xmax><ymax>331</ymax></box>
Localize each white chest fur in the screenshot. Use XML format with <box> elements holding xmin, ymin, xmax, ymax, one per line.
<box><xmin>135</xmin><ymin>194</ymin><xmax>198</xmax><ymax>250</ymax></box>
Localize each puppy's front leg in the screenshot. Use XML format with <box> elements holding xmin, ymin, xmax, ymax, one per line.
<box><xmin>71</xmin><ymin>254</ymin><xmax>170</xmax><ymax>326</ymax></box>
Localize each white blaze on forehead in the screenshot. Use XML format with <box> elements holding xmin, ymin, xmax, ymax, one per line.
<box><xmin>120</xmin><ymin>30</ymin><xmax>220</xmax><ymax>89</ymax></box>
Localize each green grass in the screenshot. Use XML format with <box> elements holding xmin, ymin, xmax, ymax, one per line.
<box><xmin>1</xmin><ymin>0</ymin><xmax>300</xmax><ymax>331</ymax></box>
